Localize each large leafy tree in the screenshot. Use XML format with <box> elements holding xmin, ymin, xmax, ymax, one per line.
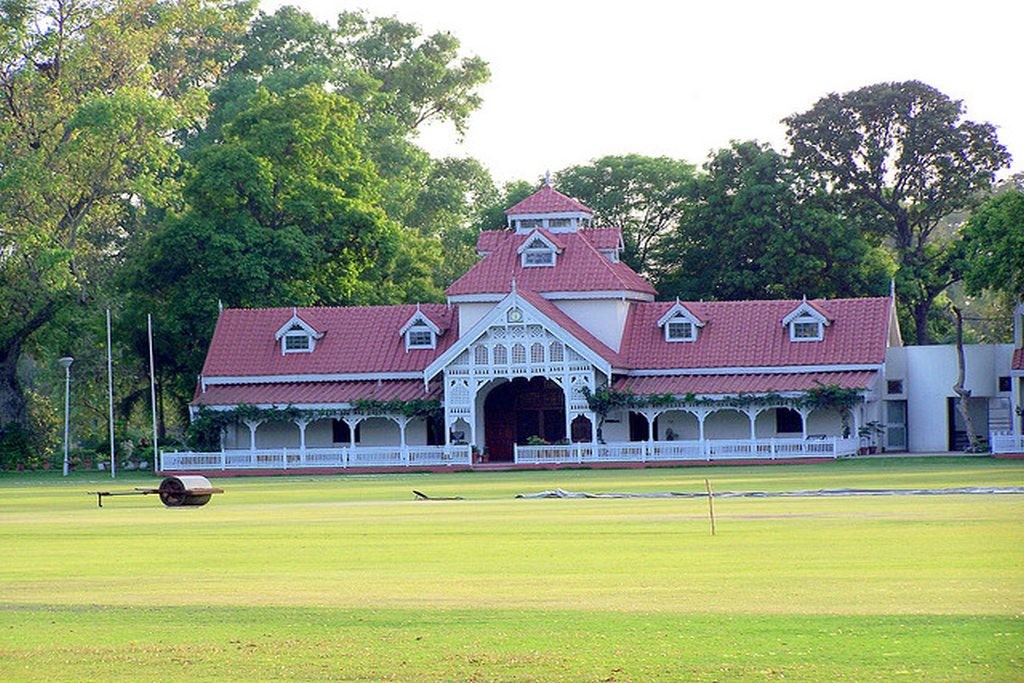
<box><xmin>401</xmin><ymin>157</ymin><xmax>498</xmax><ymax>289</ymax></box>
<box><xmin>784</xmin><ymin>80</ymin><xmax>1011</xmax><ymax>343</ymax></box>
<box><xmin>120</xmin><ymin>6</ymin><xmax>491</xmax><ymax>421</ymax></box>
<box><xmin>191</xmin><ymin>6</ymin><xmax>490</xmax><ymax>222</ymax></box>
<box><xmin>653</xmin><ymin>141</ymin><xmax>892</xmax><ymax>301</ymax></box>
<box><xmin>123</xmin><ymin>86</ymin><xmax>397</xmax><ymax>407</ymax></box>
<box><xmin>0</xmin><ymin>0</ymin><xmax>252</xmax><ymax>428</ymax></box>
<box><xmin>959</xmin><ymin>184</ymin><xmax>1024</xmax><ymax>300</ymax></box>
<box><xmin>555</xmin><ymin>155</ymin><xmax>695</xmax><ymax>275</ymax></box>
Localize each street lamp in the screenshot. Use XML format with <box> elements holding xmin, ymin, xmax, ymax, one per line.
<box><xmin>58</xmin><ymin>357</ymin><xmax>73</xmax><ymax>476</ymax></box>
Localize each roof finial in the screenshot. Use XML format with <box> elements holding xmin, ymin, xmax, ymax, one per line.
<box><xmin>544</xmin><ymin>170</ymin><xmax>552</xmax><ymax>187</ymax></box>
<box><xmin>890</xmin><ymin>278</ymin><xmax>896</xmax><ymax>299</ymax></box>
<box><xmin>511</xmin><ymin>277</ymin><xmax>517</xmax><ymax>293</ymax></box>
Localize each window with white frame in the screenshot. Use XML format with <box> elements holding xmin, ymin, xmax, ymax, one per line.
<box><xmin>665</xmin><ymin>317</ymin><xmax>696</xmax><ymax>342</ymax></box>
<box><xmin>511</xmin><ymin>343</ymin><xmax>526</xmax><ymax>364</ymax></box>
<box><xmin>790</xmin><ymin>316</ymin><xmax>823</xmax><ymax>341</ymax></box>
<box><xmin>406</xmin><ymin>323</ymin><xmax>435</xmax><ymax>349</ymax></box>
<box><xmin>474</xmin><ymin>344</ymin><xmax>488</xmax><ymax>365</ymax></box>
<box><xmin>494</xmin><ymin>344</ymin><xmax>508</xmax><ymax>365</ymax></box>
<box><xmin>522</xmin><ymin>238</ymin><xmax>555</xmax><ymax>267</ymax></box>
<box><xmin>283</xmin><ymin>327</ymin><xmax>312</xmax><ymax>353</ymax></box>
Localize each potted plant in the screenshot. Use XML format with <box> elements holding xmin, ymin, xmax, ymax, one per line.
<box><xmin>858</xmin><ymin>421</ymin><xmax>885</xmax><ymax>454</ymax></box>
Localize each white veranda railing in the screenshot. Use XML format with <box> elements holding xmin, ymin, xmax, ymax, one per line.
<box><xmin>990</xmin><ymin>431</ymin><xmax>1024</xmax><ymax>454</ymax></box>
<box><xmin>160</xmin><ymin>445</ymin><xmax>472</xmax><ymax>471</ymax></box>
<box><xmin>515</xmin><ymin>437</ymin><xmax>858</xmax><ymax>465</ymax></box>
<box><xmin>160</xmin><ymin>437</ymin><xmax>859</xmax><ymax>471</ymax></box>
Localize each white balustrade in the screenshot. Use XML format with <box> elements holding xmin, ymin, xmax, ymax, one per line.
<box><xmin>990</xmin><ymin>431</ymin><xmax>1024</xmax><ymax>454</ymax></box>
<box><xmin>515</xmin><ymin>436</ymin><xmax>854</xmax><ymax>466</ymax></box>
<box><xmin>160</xmin><ymin>445</ymin><xmax>472</xmax><ymax>471</ymax></box>
<box><xmin>160</xmin><ymin>437</ymin><xmax>858</xmax><ymax>472</ymax></box>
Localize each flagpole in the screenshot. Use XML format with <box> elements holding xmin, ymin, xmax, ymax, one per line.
<box><xmin>107</xmin><ymin>308</ymin><xmax>116</xmax><ymax>479</ymax></box>
<box><xmin>148</xmin><ymin>314</ymin><xmax>158</xmax><ymax>473</ymax></box>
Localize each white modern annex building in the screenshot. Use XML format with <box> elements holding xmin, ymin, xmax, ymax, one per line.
<box><xmin>163</xmin><ymin>184</ymin><xmax>1024</xmax><ymax>471</ymax></box>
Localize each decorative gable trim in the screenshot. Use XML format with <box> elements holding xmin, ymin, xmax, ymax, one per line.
<box><xmin>399</xmin><ymin>305</ymin><xmax>442</xmax><ymax>350</ymax></box>
<box><xmin>424</xmin><ymin>290</ymin><xmax>613</xmax><ymax>383</ymax></box>
<box><xmin>782</xmin><ymin>298</ymin><xmax>830</xmax><ymax>343</ymax></box>
<box><xmin>781</xmin><ymin>298</ymin><xmax>831</xmax><ymax>327</ymax></box>
<box><xmin>273</xmin><ymin>309</ymin><xmax>324</xmax><ymax>354</ymax></box>
<box><xmin>657</xmin><ymin>301</ymin><xmax>704</xmax><ymax>342</ymax></box>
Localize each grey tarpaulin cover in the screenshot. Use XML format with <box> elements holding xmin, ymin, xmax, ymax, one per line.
<box><xmin>515</xmin><ymin>487</ymin><xmax>1024</xmax><ymax>499</ymax></box>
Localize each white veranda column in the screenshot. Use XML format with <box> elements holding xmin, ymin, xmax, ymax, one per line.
<box><xmin>295</xmin><ymin>418</ymin><xmax>310</xmax><ymax>456</ymax></box>
<box><xmin>242</xmin><ymin>419</ymin><xmax>264</xmax><ymax>452</ymax></box>
<box><xmin>744</xmin><ymin>409</ymin><xmax>758</xmax><ymax>440</ymax></box>
<box><xmin>798</xmin><ymin>407</ymin><xmax>811</xmax><ymax>440</ymax></box>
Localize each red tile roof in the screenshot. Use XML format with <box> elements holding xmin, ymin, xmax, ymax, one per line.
<box><xmin>505</xmin><ymin>185</ymin><xmax>592</xmax><ymax>215</ymax></box>
<box><xmin>199</xmin><ymin>305</ymin><xmax>458</xmax><ymax>379</ymax></box>
<box><xmin>449</xmin><ymin>230</ymin><xmax>655</xmax><ymax>298</ymax></box>
<box><xmin>194</xmin><ymin>379</ymin><xmax>439</xmax><ymax>407</ymax></box>
<box><xmin>614</xmin><ymin>371</ymin><xmax>877</xmax><ymax>396</ymax></box>
<box><xmin>1014</xmin><ymin>347</ymin><xmax>1024</xmax><ymax>371</ymax></box>
<box><xmin>516</xmin><ymin>289</ymin><xmax>624</xmax><ymax>367</ymax></box>
<box><xmin>580</xmin><ymin>228</ymin><xmax>623</xmax><ymax>251</ymax></box>
<box><xmin>477</xmin><ymin>227</ymin><xmax>621</xmax><ymax>254</ymax></box>
<box><xmin>619</xmin><ymin>298</ymin><xmax>892</xmax><ymax>370</ymax></box>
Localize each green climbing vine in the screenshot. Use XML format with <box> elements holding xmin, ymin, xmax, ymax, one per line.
<box><xmin>185</xmin><ymin>399</ymin><xmax>443</xmax><ymax>451</ymax></box>
<box><xmin>582</xmin><ymin>383</ymin><xmax>861</xmax><ymax>421</ymax></box>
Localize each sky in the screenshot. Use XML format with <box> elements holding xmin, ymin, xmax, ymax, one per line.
<box><xmin>261</xmin><ymin>0</ymin><xmax>1023</xmax><ymax>185</ymax></box>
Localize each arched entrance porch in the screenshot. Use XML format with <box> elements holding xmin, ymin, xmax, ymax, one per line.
<box><xmin>483</xmin><ymin>377</ymin><xmax>566</xmax><ymax>461</ymax></box>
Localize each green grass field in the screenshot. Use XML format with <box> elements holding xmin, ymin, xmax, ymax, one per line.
<box><xmin>1</xmin><ymin>457</ymin><xmax>1022</xmax><ymax>681</ymax></box>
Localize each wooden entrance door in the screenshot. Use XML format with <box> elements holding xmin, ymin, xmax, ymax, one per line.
<box><xmin>484</xmin><ymin>377</ymin><xmax>566</xmax><ymax>462</ymax></box>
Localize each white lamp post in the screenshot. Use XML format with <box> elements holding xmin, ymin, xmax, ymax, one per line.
<box><xmin>58</xmin><ymin>356</ymin><xmax>73</xmax><ymax>476</ymax></box>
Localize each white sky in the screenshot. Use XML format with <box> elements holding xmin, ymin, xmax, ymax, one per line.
<box><xmin>262</xmin><ymin>0</ymin><xmax>1022</xmax><ymax>184</ymax></box>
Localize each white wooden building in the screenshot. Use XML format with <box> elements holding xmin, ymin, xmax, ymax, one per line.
<box><xmin>163</xmin><ymin>184</ymin><xmax>1024</xmax><ymax>471</ymax></box>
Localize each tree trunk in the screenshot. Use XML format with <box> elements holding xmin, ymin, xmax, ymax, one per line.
<box><xmin>0</xmin><ymin>339</ymin><xmax>27</xmax><ymax>427</ymax></box>
<box><xmin>912</xmin><ymin>297</ymin><xmax>933</xmax><ymax>346</ymax></box>
<box><xmin>951</xmin><ymin>306</ymin><xmax>982</xmax><ymax>452</ymax></box>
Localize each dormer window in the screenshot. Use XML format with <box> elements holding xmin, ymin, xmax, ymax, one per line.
<box><xmin>283</xmin><ymin>328</ymin><xmax>312</xmax><ymax>352</ymax></box>
<box><xmin>666</xmin><ymin>319</ymin><xmax>696</xmax><ymax>342</ymax></box>
<box><xmin>522</xmin><ymin>238</ymin><xmax>554</xmax><ymax>266</ymax></box>
<box><xmin>657</xmin><ymin>301</ymin><xmax>704</xmax><ymax>343</ymax></box>
<box><xmin>399</xmin><ymin>307</ymin><xmax>441</xmax><ymax>351</ymax></box>
<box><xmin>406</xmin><ymin>324</ymin><xmax>435</xmax><ymax>349</ymax></box>
<box><xmin>782</xmin><ymin>298</ymin><xmax>830</xmax><ymax>343</ymax></box>
<box><xmin>517</xmin><ymin>231</ymin><xmax>561</xmax><ymax>268</ymax></box>
<box><xmin>524</xmin><ymin>246</ymin><xmax>554</xmax><ymax>266</ymax></box>
<box><xmin>274</xmin><ymin>309</ymin><xmax>322</xmax><ymax>355</ymax></box>
<box><xmin>790</xmin><ymin>317</ymin><xmax>823</xmax><ymax>341</ymax></box>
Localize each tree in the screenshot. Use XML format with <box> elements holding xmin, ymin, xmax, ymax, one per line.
<box><xmin>473</xmin><ymin>179</ymin><xmax>536</xmax><ymax>232</ymax></box>
<box><xmin>653</xmin><ymin>141</ymin><xmax>893</xmax><ymax>301</ymax></box>
<box><xmin>959</xmin><ymin>186</ymin><xmax>1024</xmax><ymax>300</ymax></box>
<box><xmin>555</xmin><ymin>155</ymin><xmax>694</xmax><ymax>274</ymax></box>
<box><xmin>784</xmin><ymin>80</ymin><xmax>1011</xmax><ymax>343</ymax></box>
<box><xmin>191</xmin><ymin>6</ymin><xmax>490</xmax><ymax>223</ymax></box>
<box><xmin>122</xmin><ymin>86</ymin><xmax>397</xmax><ymax>408</ymax></box>
<box><xmin>0</xmin><ymin>0</ymin><xmax>252</xmax><ymax>429</ymax></box>
<box><xmin>403</xmin><ymin>157</ymin><xmax>499</xmax><ymax>289</ymax></box>
<box><xmin>333</xmin><ymin>10</ymin><xmax>490</xmax><ymax>138</ymax></box>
